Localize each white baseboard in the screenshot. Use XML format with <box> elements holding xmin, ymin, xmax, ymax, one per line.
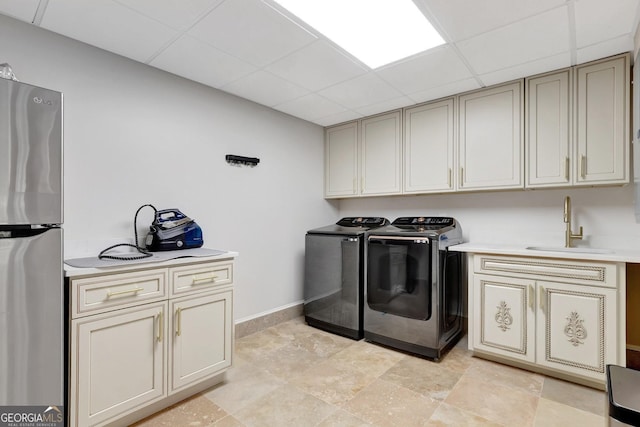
<box><xmin>234</xmin><ymin>300</ymin><xmax>304</xmax><ymax>325</ymax></box>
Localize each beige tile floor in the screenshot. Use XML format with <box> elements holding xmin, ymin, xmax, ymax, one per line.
<box><xmin>134</xmin><ymin>317</ymin><xmax>606</xmax><ymax>427</ymax></box>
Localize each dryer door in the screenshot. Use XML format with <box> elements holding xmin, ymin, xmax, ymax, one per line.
<box><xmin>366</xmin><ymin>235</ymin><xmax>432</xmax><ymax>320</ymax></box>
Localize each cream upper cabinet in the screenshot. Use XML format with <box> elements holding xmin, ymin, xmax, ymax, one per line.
<box><xmin>526</xmin><ymin>54</ymin><xmax>630</xmax><ymax>189</ymax></box>
<box><xmin>360</xmin><ymin>111</ymin><xmax>402</xmax><ymax>196</ymax></box>
<box><xmin>324</xmin><ymin>121</ymin><xmax>358</xmax><ymax>198</ymax></box>
<box><xmin>526</xmin><ymin>70</ymin><xmax>571</xmax><ymax>187</ymax></box>
<box><xmin>324</xmin><ymin>112</ymin><xmax>401</xmax><ymax>198</ymax></box>
<box><xmin>458</xmin><ymin>81</ymin><xmax>524</xmax><ymax>191</ymax></box>
<box><xmin>403</xmin><ymin>99</ymin><xmax>455</xmax><ymax>193</ymax></box>
<box><xmin>574</xmin><ymin>55</ymin><xmax>629</xmax><ymax>185</ymax></box>
<box><xmin>323</xmin><ymin>54</ymin><xmax>629</xmax><ymax>198</ymax></box>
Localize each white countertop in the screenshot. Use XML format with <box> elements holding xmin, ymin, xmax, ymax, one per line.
<box><xmin>450</xmin><ymin>243</ymin><xmax>640</xmax><ymax>264</ymax></box>
<box><xmin>64</xmin><ymin>249</ymin><xmax>238</xmax><ymax>278</ymax></box>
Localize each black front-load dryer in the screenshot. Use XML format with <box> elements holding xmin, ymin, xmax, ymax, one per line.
<box><xmin>303</xmin><ymin>217</ymin><xmax>389</xmax><ymax>339</ymax></box>
<box><xmin>364</xmin><ymin>217</ymin><xmax>465</xmax><ymax>360</ymax></box>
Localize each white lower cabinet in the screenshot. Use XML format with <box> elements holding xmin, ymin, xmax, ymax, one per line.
<box><xmin>69</xmin><ymin>258</ymin><xmax>235</xmax><ymax>427</ymax></box>
<box><xmin>71</xmin><ymin>302</ymin><xmax>167</xmax><ymax>427</ymax></box>
<box><xmin>536</xmin><ymin>280</ymin><xmax>617</xmax><ymax>380</ymax></box>
<box><xmin>473</xmin><ymin>276</ymin><xmax>535</xmax><ymax>363</ymax></box>
<box><xmin>469</xmin><ymin>254</ymin><xmax>624</xmax><ymax>385</ymax></box>
<box><xmin>170</xmin><ymin>290</ymin><xmax>232</xmax><ymax>392</ymax></box>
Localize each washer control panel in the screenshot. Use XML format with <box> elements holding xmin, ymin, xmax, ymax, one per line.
<box><xmin>336</xmin><ymin>217</ymin><xmax>389</xmax><ymax>228</ymax></box>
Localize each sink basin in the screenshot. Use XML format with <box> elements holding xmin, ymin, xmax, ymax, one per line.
<box><xmin>526</xmin><ymin>246</ymin><xmax>614</xmax><ymax>254</ymax></box>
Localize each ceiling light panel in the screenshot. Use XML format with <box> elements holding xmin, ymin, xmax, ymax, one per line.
<box><xmin>271</xmin><ymin>0</ymin><xmax>445</xmax><ymax>69</ymax></box>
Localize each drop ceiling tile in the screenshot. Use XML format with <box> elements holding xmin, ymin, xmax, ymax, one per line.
<box><xmin>0</xmin><ymin>0</ymin><xmax>39</xmax><ymax>22</ymax></box>
<box><xmin>478</xmin><ymin>52</ymin><xmax>571</xmax><ymax>86</ymax></box>
<box><xmin>188</xmin><ymin>0</ymin><xmax>317</xmax><ymax>67</ymax></box>
<box><xmin>576</xmin><ymin>35</ymin><xmax>635</xmax><ymax>64</ymax></box>
<box><xmin>375</xmin><ymin>45</ymin><xmax>472</xmax><ymax>94</ymax></box>
<box><xmin>354</xmin><ymin>96</ymin><xmax>415</xmax><ymax>116</ymax></box>
<box><xmin>114</xmin><ymin>0</ymin><xmax>225</xmax><ymax>31</ymax></box>
<box><xmin>314</xmin><ymin>110</ymin><xmax>364</xmax><ymax>127</ymax></box>
<box><xmin>150</xmin><ymin>35</ymin><xmax>257</xmax><ymax>88</ymax></box>
<box><xmin>407</xmin><ymin>78</ymin><xmax>480</xmax><ymax>104</ymax></box>
<box><xmin>456</xmin><ymin>6</ymin><xmax>570</xmax><ymax>75</ymax></box>
<box><xmin>265</xmin><ymin>40</ymin><xmax>367</xmax><ymax>91</ymax></box>
<box><xmin>221</xmin><ymin>70</ymin><xmax>309</xmax><ymax>107</ymax></box>
<box><xmin>574</xmin><ymin>0</ymin><xmax>640</xmax><ymax>48</ymax></box>
<box><xmin>274</xmin><ymin>93</ymin><xmax>347</xmax><ymax>123</ymax></box>
<box><xmin>418</xmin><ymin>0</ymin><xmax>566</xmax><ymax>42</ymax></box>
<box><xmin>317</xmin><ymin>73</ymin><xmax>404</xmax><ymax>110</ymax></box>
<box><xmin>40</xmin><ymin>0</ymin><xmax>179</xmax><ymax>62</ymax></box>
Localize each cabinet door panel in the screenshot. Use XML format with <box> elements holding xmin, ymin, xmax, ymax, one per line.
<box><xmin>361</xmin><ymin>111</ymin><xmax>402</xmax><ymax>195</ymax></box>
<box><xmin>526</xmin><ymin>70</ymin><xmax>571</xmax><ymax>187</ymax></box>
<box><xmin>459</xmin><ymin>82</ymin><xmax>523</xmax><ymax>190</ymax></box>
<box><xmin>404</xmin><ymin>99</ymin><xmax>455</xmax><ymax>193</ymax></box>
<box><xmin>325</xmin><ymin>122</ymin><xmax>358</xmax><ymax>197</ymax></box>
<box><xmin>537</xmin><ymin>281</ymin><xmax>617</xmax><ymax>381</ymax></box>
<box><xmin>171</xmin><ymin>290</ymin><xmax>233</xmax><ymax>392</ymax></box>
<box><xmin>71</xmin><ymin>302</ymin><xmax>167</xmax><ymax>427</ymax></box>
<box><xmin>473</xmin><ymin>275</ymin><xmax>535</xmax><ymax>362</ymax></box>
<box><xmin>575</xmin><ymin>56</ymin><xmax>628</xmax><ymax>184</ymax></box>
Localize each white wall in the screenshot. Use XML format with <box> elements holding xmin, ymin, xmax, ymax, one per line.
<box><xmin>339</xmin><ymin>186</ymin><xmax>640</xmax><ymax>250</ymax></box>
<box><xmin>0</xmin><ymin>14</ymin><xmax>338</xmax><ymax>321</ymax></box>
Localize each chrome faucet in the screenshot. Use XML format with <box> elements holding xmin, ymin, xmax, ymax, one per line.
<box><xmin>564</xmin><ymin>196</ymin><xmax>583</xmax><ymax>248</ymax></box>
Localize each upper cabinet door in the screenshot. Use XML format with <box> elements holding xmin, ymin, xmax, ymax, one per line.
<box><xmin>575</xmin><ymin>55</ymin><xmax>629</xmax><ymax>185</ymax></box>
<box><xmin>458</xmin><ymin>81</ymin><xmax>524</xmax><ymax>191</ymax></box>
<box><xmin>360</xmin><ymin>111</ymin><xmax>402</xmax><ymax>196</ymax></box>
<box><xmin>526</xmin><ymin>70</ymin><xmax>571</xmax><ymax>188</ymax></box>
<box><xmin>324</xmin><ymin>121</ymin><xmax>358</xmax><ymax>198</ymax></box>
<box><xmin>403</xmin><ymin>99</ymin><xmax>455</xmax><ymax>193</ymax></box>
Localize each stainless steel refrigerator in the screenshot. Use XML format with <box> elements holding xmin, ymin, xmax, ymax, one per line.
<box><xmin>0</xmin><ymin>77</ymin><xmax>63</xmax><ymax>420</ymax></box>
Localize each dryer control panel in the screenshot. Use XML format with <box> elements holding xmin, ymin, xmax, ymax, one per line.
<box><xmin>391</xmin><ymin>217</ymin><xmax>455</xmax><ymax>227</ymax></box>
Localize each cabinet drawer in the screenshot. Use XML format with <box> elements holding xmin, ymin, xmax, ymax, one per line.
<box><xmin>473</xmin><ymin>255</ymin><xmax>618</xmax><ymax>288</ymax></box>
<box><xmin>170</xmin><ymin>261</ymin><xmax>233</xmax><ymax>297</ymax></box>
<box><xmin>71</xmin><ymin>269</ymin><xmax>167</xmax><ymax>318</ymax></box>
